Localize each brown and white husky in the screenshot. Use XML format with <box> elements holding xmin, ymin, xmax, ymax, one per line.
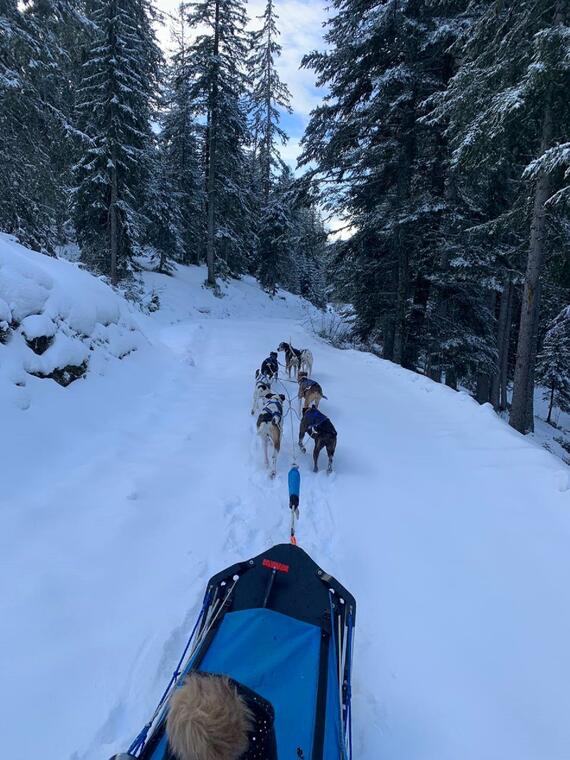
<box><xmin>256</xmin><ymin>392</ymin><xmax>286</xmax><ymax>477</ymax></box>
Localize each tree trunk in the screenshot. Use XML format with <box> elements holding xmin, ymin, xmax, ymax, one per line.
<box><xmin>159</xmin><ymin>246</ymin><xmax>167</xmax><ymax>274</ymax></box>
<box><xmin>428</xmin><ymin>361</ymin><xmax>442</xmax><ymax>383</ymax></box>
<box><xmin>524</xmin><ymin>283</ymin><xmax>542</xmax><ymax>433</ymax></box>
<box><xmin>427</xmin><ymin>291</ymin><xmax>447</xmax><ymax>383</ymax></box>
<box><xmin>109</xmin><ymin>146</ymin><xmax>118</xmax><ymax>286</ymax></box>
<box><xmin>547</xmin><ymin>385</ymin><xmax>554</xmax><ymax>424</ymax></box>
<box><xmin>393</xmin><ymin>237</ymin><xmax>409</xmax><ymax>365</ymax></box>
<box><xmin>426</xmin><ymin>171</ymin><xmax>457</xmax><ymax>384</ymax></box>
<box><xmin>205</xmin><ymin>0</ymin><xmax>220</xmax><ymax>288</ymax></box>
<box><xmin>263</xmin><ymin>52</ymin><xmax>272</xmax><ymax>207</ymax></box>
<box><xmin>445</xmin><ymin>366</ymin><xmax>457</xmax><ymax>390</ymax></box>
<box><xmin>509</xmin><ymin>100</ymin><xmax>553</xmax><ymax>433</ymax></box>
<box><xmin>392</xmin><ymin>93</ymin><xmax>415</xmax><ymax>366</ymax></box>
<box><xmin>491</xmin><ymin>276</ymin><xmax>513</xmax><ymax>411</ymax></box>
<box><xmin>476</xmin><ymin>373</ymin><xmax>491</xmax><ymax>404</ymax></box>
<box><xmin>476</xmin><ymin>290</ymin><xmax>497</xmax><ymax>403</ymax></box>
<box><xmin>383</xmin><ymin>315</ymin><xmax>395</xmax><ymax>361</ymax></box>
<box><xmin>403</xmin><ymin>274</ymin><xmax>430</xmax><ymax>370</ymax></box>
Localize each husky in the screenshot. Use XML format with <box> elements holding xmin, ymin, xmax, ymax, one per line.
<box><xmin>298</xmin><ymin>348</ymin><xmax>314</xmax><ymax>376</ymax></box>
<box><xmin>256</xmin><ymin>392</ymin><xmax>286</xmax><ymax>477</ymax></box>
<box><xmin>251</xmin><ymin>369</ymin><xmax>272</xmax><ymax>415</ymax></box>
<box><xmin>298</xmin><ymin>407</ymin><xmax>337</xmax><ymax>474</ymax></box>
<box><xmin>297</xmin><ymin>371</ymin><xmax>326</xmax><ymax>414</ymax></box>
<box><xmin>260</xmin><ymin>352</ymin><xmax>279</xmax><ymax>381</ymax></box>
<box><xmin>278</xmin><ymin>342</ymin><xmax>314</xmax><ymax>378</ymax></box>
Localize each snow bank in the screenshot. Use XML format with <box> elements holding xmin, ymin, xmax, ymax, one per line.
<box><xmin>0</xmin><ymin>233</ymin><xmax>144</xmax><ymax>405</ymax></box>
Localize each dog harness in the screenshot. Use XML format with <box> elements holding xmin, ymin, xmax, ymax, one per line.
<box><xmin>256</xmin><ymin>374</ymin><xmax>271</xmax><ymax>391</ymax></box>
<box><xmin>299</xmin><ymin>377</ymin><xmax>318</xmax><ymax>394</ymax></box>
<box><xmin>261</xmin><ymin>356</ymin><xmax>278</xmax><ymax>377</ymax></box>
<box><xmin>284</xmin><ymin>344</ymin><xmax>304</xmax><ymax>361</ymax></box>
<box><xmin>261</xmin><ymin>399</ymin><xmax>283</xmax><ymax>425</ymax></box>
<box><xmin>303</xmin><ymin>407</ymin><xmax>336</xmax><ymax>437</ymax></box>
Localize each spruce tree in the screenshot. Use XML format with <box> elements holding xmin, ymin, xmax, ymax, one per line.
<box><xmin>536</xmin><ymin>308</ymin><xmax>570</xmax><ymax>423</ymax></box>
<box><xmin>73</xmin><ymin>0</ymin><xmax>161</xmax><ymax>283</ymax></box>
<box><xmin>292</xmin><ymin>203</ymin><xmax>327</xmax><ymax>308</ymax></box>
<box><xmin>161</xmin><ymin>3</ymin><xmax>205</xmax><ymax>264</ymax></box>
<box><xmin>0</xmin><ymin>0</ymin><xmax>84</xmax><ymax>250</ymax></box>
<box><xmin>185</xmin><ymin>0</ymin><xmax>251</xmax><ymax>285</ymax></box>
<box><xmin>0</xmin><ymin>1</ymin><xmax>42</xmax><ymax>247</ymax></box>
<box><xmin>144</xmin><ymin>143</ymin><xmax>183</xmax><ymax>273</ymax></box>
<box><xmin>247</xmin><ymin>0</ymin><xmax>292</xmax><ymax>206</ymax></box>
<box><xmin>257</xmin><ymin>185</ymin><xmax>294</xmax><ymax>295</ymax></box>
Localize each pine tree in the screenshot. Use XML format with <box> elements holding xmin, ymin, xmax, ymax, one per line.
<box><xmin>0</xmin><ymin>0</ymin><xmax>84</xmax><ymax>250</ymax></box>
<box><xmin>420</xmin><ymin>167</ymin><xmax>507</xmax><ymax>394</ymax></box>
<box><xmin>24</xmin><ymin>1</ymin><xmax>88</xmax><ymax>242</ymax></box>
<box><xmin>292</xmin><ymin>203</ymin><xmax>327</xmax><ymax>308</ymax></box>
<box><xmin>536</xmin><ymin>307</ymin><xmax>570</xmax><ymax>423</ymax></box>
<box><xmin>0</xmin><ymin>1</ymin><xmax>42</xmax><ymax>247</ymax></box>
<box><xmin>73</xmin><ymin>0</ymin><xmax>161</xmax><ymax>283</ymax></box>
<box><xmin>247</xmin><ymin>0</ymin><xmax>292</xmax><ymax>206</ymax></box>
<box><xmin>144</xmin><ymin>143</ymin><xmax>183</xmax><ymax>273</ymax></box>
<box><xmin>186</xmin><ymin>0</ymin><xmax>251</xmax><ymax>285</ymax></box>
<box><xmin>257</xmin><ymin>192</ymin><xmax>294</xmax><ymax>295</ymax></box>
<box><xmin>161</xmin><ymin>3</ymin><xmax>205</xmax><ymax>264</ymax></box>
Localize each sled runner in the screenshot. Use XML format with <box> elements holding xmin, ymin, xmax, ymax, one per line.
<box><xmin>123</xmin><ymin>543</ymin><xmax>356</xmax><ymax>760</ymax></box>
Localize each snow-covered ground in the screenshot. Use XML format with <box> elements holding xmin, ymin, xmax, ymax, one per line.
<box><xmin>2</xmin><ymin>244</ymin><xmax>570</xmax><ymax>760</ymax></box>
<box><xmin>530</xmin><ymin>393</ymin><xmax>570</xmax><ymax>465</ymax></box>
<box><xmin>0</xmin><ymin>233</ymin><xmax>143</xmax><ymax>409</ymax></box>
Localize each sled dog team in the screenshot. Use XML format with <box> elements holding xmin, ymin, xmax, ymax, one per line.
<box><xmin>252</xmin><ymin>341</ymin><xmax>337</xmax><ymax>477</ymax></box>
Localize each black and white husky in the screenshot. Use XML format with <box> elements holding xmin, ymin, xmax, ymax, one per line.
<box><xmin>256</xmin><ymin>392</ymin><xmax>285</xmax><ymax>477</ymax></box>
<box><xmin>251</xmin><ymin>369</ymin><xmax>273</xmax><ymax>415</ymax></box>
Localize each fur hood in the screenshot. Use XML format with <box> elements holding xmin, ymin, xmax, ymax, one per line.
<box><xmin>166</xmin><ymin>674</ymin><xmax>253</xmax><ymax>760</ymax></box>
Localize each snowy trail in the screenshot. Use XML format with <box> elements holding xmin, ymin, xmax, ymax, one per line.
<box><xmin>3</xmin><ymin>266</ymin><xmax>570</xmax><ymax>760</ymax></box>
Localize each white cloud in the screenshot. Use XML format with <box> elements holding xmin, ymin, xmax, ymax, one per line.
<box><xmin>279</xmin><ymin>135</ymin><xmax>302</xmax><ymax>168</ymax></box>
<box><xmin>254</xmin><ymin>0</ymin><xmax>327</xmax><ymax>119</ymax></box>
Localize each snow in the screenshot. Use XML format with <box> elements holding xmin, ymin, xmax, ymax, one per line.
<box><xmin>0</xmin><ymin>295</ymin><xmax>11</xmax><ymax>323</ymax></box>
<box><xmin>529</xmin><ymin>389</ymin><xmax>570</xmax><ymax>466</ymax></box>
<box><xmin>21</xmin><ymin>312</ymin><xmax>57</xmax><ymax>340</ymax></box>
<box><xmin>25</xmin><ymin>332</ymin><xmax>90</xmax><ymax>376</ymax></box>
<box><xmin>0</xmin><ymin>233</ymin><xmax>143</xmax><ymax>400</ymax></box>
<box><xmin>2</xmin><ymin>248</ymin><xmax>570</xmax><ymax>760</ymax></box>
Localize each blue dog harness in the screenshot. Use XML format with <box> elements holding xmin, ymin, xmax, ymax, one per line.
<box><xmin>256</xmin><ymin>373</ymin><xmax>271</xmax><ymax>390</ymax></box>
<box><xmin>262</xmin><ymin>399</ymin><xmax>283</xmax><ymax>425</ymax></box>
<box><xmin>303</xmin><ymin>407</ymin><xmax>328</xmax><ymax>433</ymax></box>
<box><xmin>299</xmin><ymin>377</ymin><xmax>318</xmax><ymax>394</ymax></box>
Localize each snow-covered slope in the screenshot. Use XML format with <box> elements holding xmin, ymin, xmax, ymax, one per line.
<box><xmin>2</xmin><ymin>255</ymin><xmax>570</xmax><ymax>760</ymax></box>
<box><xmin>0</xmin><ymin>233</ymin><xmax>143</xmax><ymax>409</ymax></box>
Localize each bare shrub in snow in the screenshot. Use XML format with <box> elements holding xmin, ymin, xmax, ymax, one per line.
<box><xmin>306</xmin><ymin>306</ymin><xmax>354</xmax><ymax>349</ymax></box>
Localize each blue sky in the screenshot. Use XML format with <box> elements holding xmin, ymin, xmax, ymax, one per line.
<box><xmin>155</xmin><ymin>0</ymin><xmax>328</xmax><ymax>168</ymax></box>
